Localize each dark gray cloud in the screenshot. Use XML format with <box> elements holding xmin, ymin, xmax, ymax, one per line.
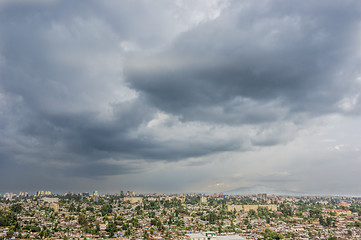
<box><xmin>0</xmin><ymin>0</ymin><xmax>236</xmax><ymax>189</ymax></box>
<box><xmin>127</xmin><ymin>0</ymin><xmax>361</xmax><ymax>124</ymax></box>
<box><xmin>1</xmin><ymin>0</ymin><xmax>361</xmax><ymax>193</ymax></box>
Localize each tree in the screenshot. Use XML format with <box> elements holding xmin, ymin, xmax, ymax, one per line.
<box><xmin>78</xmin><ymin>214</ymin><xmax>88</xmax><ymax>227</ymax></box>
<box><xmin>28</xmin><ymin>224</ymin><xmax>41</xmax><ymax>232</ymax></box>
<box><xmin>325</xmin><ymin>217</ymin><xmax>333</xmax><ymax>227</ymax></box>
<box><xmin>144</xmin><ymin>230</ymin><xmax>149</xmax><ymax>239</ymax></box>
<box><xmin>101</xmin><ymin>203</ymin><xmax>113</xmax><ymax>216</ymax></box>
<box><xmin>68</xmin><ymin>203</ymin><xmax>76</xmax><ymax>212</ymax></box>
<box><xmin>355</xmin><ymin>220</ymin><xmax>361</xmax><ymax>227</ymax></box>
<box><xmin>279</xmin><ymin>203</ymin><xmax>292</xmax><ymax>217</ymax></box>
<box><xmin>262</xmin><ymin>228</ymin><xmax>284</xmax><ymax>239</ymax></box>
<box><xmin>125</xmin><ymin>228</ymin><xmax>132</xmax><ymax>236</ymax></box>
<box><xmin>95</xmin><ymin>223</ymin><xmax>100</xmax><ymax>234</ymax></box>
<box><xmin>106</xmin><ymin>221</ymin><xmax>117</xmax><ymax>237</ymax></box>
<box><xmin>231</xmin><ymin>219</ymin><xmax>235</xmax><ymax>232</ymax></box>
<box><xmin>0</xmin><ymin>210</ymin><xmax>17</xmax><ymax>226</ymax></box>
<box><xmin>6</xmin><ymin>229</ymin><xmax>14</xmax><ymax>238</ymax></box>
<box><xmin>10</xmin><ymin>203</ymin><xmax>23</xmax><ymax>213</ymax></box>
<box><xmin>208</xmin><ymin>212</ymin><xmax>218</xmax><ymax>224</ymax></box>
<box><xmin>248</xmin><ymin>209</ymin><xmax>256</xmax><ymax>217</ymax></box>
<box><xmin>218</xmin><ymin>222</ymin><xmax>222</xmax><ymax>233</ymax></box>
<box><xmin>309</xmin><ymin>208</ymin><xmax>322</xmax><ymax>219</ymax></box>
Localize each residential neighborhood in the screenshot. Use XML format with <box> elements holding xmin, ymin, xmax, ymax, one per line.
<box><xmin>1</xmin><ymin>192</ymin><xmax>361</xmax><ymax>239</ymax></box>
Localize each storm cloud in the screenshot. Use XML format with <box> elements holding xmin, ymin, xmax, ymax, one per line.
<box><xmin>127</xmin><ymin>1</ymin><xmax>361</xmax><ymax>121</ymax></box>
<box><xmin>1</xmin><ymin>0</ymin><xmax>361</xmax><ymax>194</ymax></box>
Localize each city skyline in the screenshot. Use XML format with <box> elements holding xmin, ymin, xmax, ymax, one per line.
<box><xmin>1</xmin><ymin>0</ymin><xmax>361</xmax><ymax>195</ymax></box>
<box><xmin>3</xmin><ymin>189</ymin><xmax>361</xmax><ymax>199</ymax></box>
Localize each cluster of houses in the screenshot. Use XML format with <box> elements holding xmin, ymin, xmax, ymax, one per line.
<box><xmin>1</xmin><ymin>192</ymin><xmax>361</xmax><ymax>239</ymax></box>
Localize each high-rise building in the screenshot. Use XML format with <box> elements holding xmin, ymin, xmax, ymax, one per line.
<box><xmin>36</xmin><ymin>190</ymin><xmax>51</xmax><ymax>196</ymax></box>
<box><xmin>4</xmin><ymin>192</ymin><xmax>13</xmax><ymax>200</ymax></box>
<box><xmin>257</xmin><ymin>193</ymin><xmax>267</xmax><ymax>202</ymax></box>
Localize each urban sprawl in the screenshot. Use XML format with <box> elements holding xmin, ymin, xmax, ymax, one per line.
<box><xmin>1</xmin><ymin>191</ymin><xmax>361</xmax><ymax>239</ymax></box>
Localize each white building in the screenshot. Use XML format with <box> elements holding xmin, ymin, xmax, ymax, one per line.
<box><xmin>185</xmin><ymin>232</ymin><xmax>245</xmax><ymax>240</ymax></box>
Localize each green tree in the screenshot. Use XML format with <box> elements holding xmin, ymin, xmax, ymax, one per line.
<box><xmin>218</xmin><ymin>222</ymin><xmax>222</xmax><ymax>233</ymax></box>
<box><xmin>95</xmin><ymin>223</ymin><xmax>100</xmax><ymax>234</ymax></box>
<box><xmin>6</xmin><ymin>229</ymin><xmax>14</xmax><ymax>238</ymax></box>
<box><xmin>248</xmin><ymin>209</ymin><xmax>256</xmax><ymax>217</ymax></box>
<box><xmin>355</xmin><ymin>220</ymin><xmax>361</xmax><ymax>227</ymax></box>
<box><xmin>144</xmin><ymin>230</ymin><xmax>149</xmax><ymax>239</ymax></box>
<box><xmin>0</xmin><ymin>210</ymin><xmax>17</xmax><ymax>226</ymax></box>
<box><xmin>106</xmin><ymin>221</ymin><xmax>117</xmax><ymax>237</ymax></box>
<box><xmin>10</xmin><ymin>203</ymin><xmax>23</xmax><ymax>213</ymax></box>
<box><xmin>262</xmin><ymin>228</ymin><xmax>284</xmax><ymax>239</ymax></box>
<box><xmin>309</xmin><ymin>208</ymin><xmax>322</xmax><ymax>219</ymax></box>
<box><xmin>101</xmin><ymin>203</ymin><xmax>113</xmax><ymax>216</ymax></box>
<box><xmin>279</xmin><ymin>203</ymin><xmax>292</xmax><ymax>217</ymax></box>
<box><xmin>78</xmin><ymin>214</ymin><xmax>88</xmax><ymax>227</ymax></box>
<box><xmin>325</xmin><ymin>216</ymin><xmax>333</xmax><ymax>227</ymax></box>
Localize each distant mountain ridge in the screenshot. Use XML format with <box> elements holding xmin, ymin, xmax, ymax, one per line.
<box><xmin>224</xmin><ymin>185</ymin><xmax>307</xmax><ymax>196</ymax></box>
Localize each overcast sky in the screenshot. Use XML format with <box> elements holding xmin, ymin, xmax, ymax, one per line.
<box><xmin>1</xmin><ymin>0</ymin><xmax>361</xmax><ymax>195</ymax></box>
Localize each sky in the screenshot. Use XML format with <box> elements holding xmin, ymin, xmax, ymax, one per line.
<box><xmin>1</xmin><ymin>0</ymin><xmax>361</xmax><ymax>196</ymax></box>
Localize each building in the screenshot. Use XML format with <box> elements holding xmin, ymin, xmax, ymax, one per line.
<box><xmin>227</xmin><ymin>204</ymin><xmax>277</xmax><ymax>212</ymax></box>
<box><xmin>36</xmin><ymin>190</ymin><xmax>51</xmax><ymax>196</ymax></box>
<box><xmin>124</xmin><ymin>196</ymin><xmax>143</xmax><ymax>204</ymax></box>
<box><xmin>201</xmin><ymin>196</ymin><xmax>207</xmax><ymax>203</ymax></box>
<box><xmin>186</xmin><ymin>233</ymin><xmax>210</xmax><ymax>240</ymax></box>
<box><xmin>217</xmin><ymin>235</ymin><xmax>246</xmax><ymax>240</ymax></box>
<box><xmin>185</xmin><ymin>232</ymin><xmax>245</xmax><ymax>240</ymax></box>
<box><xmin>257</xmin><ymin>193</ymin><xmax>267</xmax><ymax>201</ymax></box>
<box><xmin>4</xmin><ymin>193</ymin><xmax>13</xmax><ymax>200</ymax></box>
<box><xmin>50</xmin><ymin>203</ymin><xmax>59</xmax><ymax>212</ymax></box>
<box><xmin>19</xmin><ymin>192</ymin><xmax>28</xmax><ymax>197</ymax></box>
<box><xmin>42</xmin><ymin>197</ymin><xmax>59</xmax><ymax>203</ymax></box>
<box><xmin>325</xmin><ymin>209</ymin><xmax>352</xmax><ymax>216</ymax></box>
<box><xmin>338</xmin><ymin>202</ymin><xmax>350</xmax><ymax>207</ymax></box>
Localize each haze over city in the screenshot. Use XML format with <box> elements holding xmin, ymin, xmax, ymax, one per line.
<box><xmin>1</xmin><ymin>0</ymin><xmax>361</xmax><ymax>196</ymax></box>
